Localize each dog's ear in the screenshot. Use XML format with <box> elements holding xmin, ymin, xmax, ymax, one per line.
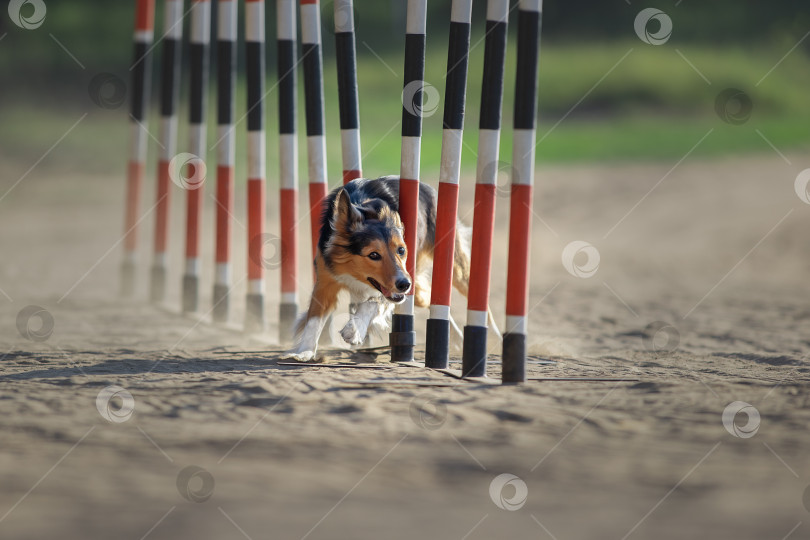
<box><xmin>333</xmin><ymin>189</ymin><xmax>362</xmax><ymax>231</ymax></box>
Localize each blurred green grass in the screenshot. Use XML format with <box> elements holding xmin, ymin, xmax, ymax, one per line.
<box><xmin>2</xmin><ymin>40</ymin><xmax>810</xmax><ymax>184</ymax></box>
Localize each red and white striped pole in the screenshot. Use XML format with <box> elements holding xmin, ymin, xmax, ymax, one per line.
<box><xmin>301</xmin><ymin>0</ymin><xmax>328</xmax><ymax>259</ymax></box>
<box><xmin>390</xmin><ymin>0</ymin><xmax>427</xmax><ymax>363</ymax></box>
<box><xmin>182</xmin><ymin>0</ymin><xmax>212</xmax><ymax>313</ymax></box>
<box><xmin>425</xmin><ymin>0</ymin><xmax>473</xmax><ymax>370</ymax></box>
<box><xmin>212</xmin><ymin>0</ymin><xmax>237</xmax><ymax>322</ymax></box>
<box><xmin>245</xmin><ymin>0</ymin><xmax>267</xmax><ymax>332</ymax></box>
<box><xmin>461</xmin><ymin>0</ymin><xmax>509</xmax><ymax>376</ymax></box>
<box><xmin>334</xmin><ymin>0</ymin><xmax>362</xmax><ymax>184</ymax></box>
<box><xmin>150</xmin><ymin>0</ymin><xmax>183</xmax><ymax>304</ymax></box>
<box><xmin>503</xmin><ymin>0</ymin><xmax>542</xmax><ymax>383</ymax></box>
<box><xmin>121</xmin><ymin>0</ymin><xmax>155</xmax><ymax>296</ymax></box>
<box><xmin>278</xmin><ymin>0</ymin><xmax>299</xmax><ymax>340</ymax></box>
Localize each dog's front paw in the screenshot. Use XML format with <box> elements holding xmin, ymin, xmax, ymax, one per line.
<box><xmin>340</xmin><ymin>319</ymin><xmax>365</xmax><ymax>346</ymax></box>
<box><xmin>280</xmin><ymin>350</ymin><xmax>316</xmax><ymax>362</ymax></box>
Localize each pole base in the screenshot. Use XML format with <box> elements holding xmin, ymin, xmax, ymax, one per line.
<box><xmin>389</xmin><ymin>313</ymin><xmax>415</xmax><ymax>363</ymax></box>
<box><xmin>120</xmin><ymin>259</ymin><xmax>136</xmax><ymax>297</ymax></box>
<box><xmin>425</xmin><ymin>318</ymin><xmax>449</xmax><ymax>369</ymax></box>
<box><xmin>150</xmin><ymin>265</ymin><xmax>166</xmax><ymax>303</ymax></box>
<box><xmin>212</xmin><ymin>284</ymin><xmax>230</xmax><ymax>323</ymax></box>
<box><xmin>502</xmin><ymin>332</ymin><xmax>526</xmax><ymax>383</ymax></box>
<box><xmin>279</xmin><ymin>303</ymin><xmax>298</xmax><ymax>344</ymax></box>
<box><xmin>182</xmin><ymin>274</ymin><xmax>199</xmax><ymax>313</ymax></box>
<box><xmin>244</xmin><ymin>293</ymin><xmax>265</xmax><ymax>334</ymax></box>
<box><xmin>461</xmin><ymin>325</ymin><xmax>488</xmax><ymax>377</ymax></box>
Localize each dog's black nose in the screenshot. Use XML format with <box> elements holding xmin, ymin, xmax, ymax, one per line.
<box><xmin>395</xmin><ymin>278</ymin><xmax>411</xmax><ymax>292</ymax></box>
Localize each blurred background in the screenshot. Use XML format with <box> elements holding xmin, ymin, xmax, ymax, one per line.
<box><xmin>2</xmin><ymin>0</ymin><xmax>809</xmax><ymax>181</ymax></box>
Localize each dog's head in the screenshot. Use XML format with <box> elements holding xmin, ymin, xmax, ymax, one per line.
<box><xmin>325</xmin><ymin>189</ymin><xmax>411</xmax><ymax>303</ymax></box>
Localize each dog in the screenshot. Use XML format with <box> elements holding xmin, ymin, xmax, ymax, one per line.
<box><xmin>283</xmin><ymin>175</ymin><xmax>498</xmax><ymax>361</ymax></box>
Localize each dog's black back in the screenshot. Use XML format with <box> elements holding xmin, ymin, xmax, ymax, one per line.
<box><xmin>317</xmin><ymin>176</ymin><xmax>437</xmax><ymax>256</ymax></box>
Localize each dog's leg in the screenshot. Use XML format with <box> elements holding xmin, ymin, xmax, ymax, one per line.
<box><xmin>283</xmin><ymin>258</ymin><xmax>341</xmax><ymax>361</ymax></box>
<box><xmin>340</xmin><ymin>299</ymin><xmax>380</xmax><ymax>346</ymax></box>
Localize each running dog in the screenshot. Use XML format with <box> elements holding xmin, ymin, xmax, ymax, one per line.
<box><xmin>283</xmin><ymin>175</ymin><xmax>497</xmax><ymax>361</ymax></box>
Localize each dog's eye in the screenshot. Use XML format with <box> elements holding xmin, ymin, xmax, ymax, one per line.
<box><xmin>368</xmin><ymin>252</ymin><xmax>381</xmax><ymax>260</ymax></box>
<box><xmin>397</xmin><ymin>247</ymin><xmax>406</xmax><ymax>256</ymax></box>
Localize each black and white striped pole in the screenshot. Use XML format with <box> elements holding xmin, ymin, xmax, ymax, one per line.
<box><xmin>245</xmin><ymin>0</ymin><xmax>267</xmax><ymax>332</ymax></box>
<box><xmin>503</xmin><ymin>0</ymin><xmax>542</xmax><ymax>383</ymax></box>
<box><xmin>461</xmin><ymin>0</ymin><xmax>509</xmax><ymax>376</ymax></box>
<box><xmin>278</xmin><ymin>0</ymin><xmax>299</xmax><ymax>340</ymax></box>
<box><xmin>390</xmin><ymin>0</ymin><xmax>428</xmax><ymax>364</ymax></box>
<box><xmin>334</xmin><ymin>0</ymin><xmax>362</xmax><ymax>184</ymax></box>
<box><xmin>121</xmin><ymin>0</ymin><xmax>155</xmax><ymax>297</ymax></box>
<box><xmin>150</xmin><ymin>0</ymin><xmax>183</xmax><ymax>303</ymax></box>
<box><xmin>182</xmin><ymin>0</ymin><xmax>212</xmax><ymax>313</ymax></box>
<box><xmin>212</xmin><ymin>0</ymin><xmax>237</xmax><ymax>322</ymax></box>
<box><xmin>425</xmin><ymin>0</ymin><xmax>473</xmax><ymax>370</ymax></box>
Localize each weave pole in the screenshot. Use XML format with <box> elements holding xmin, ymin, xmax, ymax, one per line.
<box><xmin>461</xmin><ymin>0</ymin><xmax>509</xmax><ymax>376</ymax></box>
<box><xmin>424</xmin><ymin>0</ymin><xmax>473</xmax><ymax>370</ymax></box>
<box><xmin>278</xmin><ymin>0</ymin><xmax>299</xmax><ymax>340</ymax></box>
<box><xmin>212</xmin><ymin>0</ymin><xmax>237</xmax><ymax>322</ymax></box>
<box><xmin>301</xmin><ymin>0</ymin><xmax>328</xmax><ymax>258</ymax></box>
<box><xmin>334</xmin><ymin>0</ymin><xmax>362</xmax><ymax>184</ymax></box>
<box><xmin>503</xmin><ymin>0</ymin><xmax>542</xmax><ymax>383</ymax></box>
<box><xmin>121</xmin><ymin>0</ymin><xmax>155</xmax><ymax>296</ymax></box>
<box><xmin>150</xmin><ymin>0</ymin><xmax>183</xmax><ymax>303</ymax></box>
<box><xmin>182</xmin><ymin>0</ymin><xmax>212</xmax><ymax>313</ymax></box>
<box><xmin>245</xmin><ymin>0</ymin><xmax>267</xmax><ymax>332</ymax></box>
<box><xmin>390</xmin><ymin>0</ymin><xmax>427</xmax><ymax>363</ymax></box>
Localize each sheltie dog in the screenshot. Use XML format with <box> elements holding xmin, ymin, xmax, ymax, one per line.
<box><xmin>283</xmin><ymin>175</ymin><xmax>496</xmax><ymax>361</ymax></box>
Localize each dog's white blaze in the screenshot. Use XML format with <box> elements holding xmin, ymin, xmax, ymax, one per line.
<box><xmin>466</xmin><ymin>309</ymin><xmax>488</xmax><ymax>327</ymax></box>
<box><xmin>429</xmin><ymin>304</ymin><xmax>450</xmax><ymax>320</ymax></box>
<box><xmin>505</xmin><ymin>315</ymin><xmax>527</xmax><ymax>335</ymax></box>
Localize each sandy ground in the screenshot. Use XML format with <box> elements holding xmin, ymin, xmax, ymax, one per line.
<box><xmin>1</xmin><ymin>147</ymin><xmax>810</xmax><ymax>540</ymax></box>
